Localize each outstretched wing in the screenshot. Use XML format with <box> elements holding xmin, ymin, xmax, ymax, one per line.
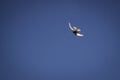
<box><xmin>68</xmin><ymin>22</ymin><xmax>74</xmax><ymax>31</ymax></box>
<box><xmin>76</xmin><ymin>33</ymin><xmax>84</xmax><ymax>37</ymax></box>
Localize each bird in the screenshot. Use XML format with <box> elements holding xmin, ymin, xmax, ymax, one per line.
<box><xmin>68</xmin><ymin>22</ymin><xmax>84</xmax><ymax>37</ymax></box>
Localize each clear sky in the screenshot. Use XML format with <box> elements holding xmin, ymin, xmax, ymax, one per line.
<box><xmin>1</xmin><ymin>0</ymin><xmax>120</xmax><ymax>80</ymax></box>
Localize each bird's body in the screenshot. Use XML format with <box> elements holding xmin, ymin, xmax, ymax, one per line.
<box><xmin>68</xmin><ymin>22</ymin><xmax>84</xmax><ymax>37</ymax></box>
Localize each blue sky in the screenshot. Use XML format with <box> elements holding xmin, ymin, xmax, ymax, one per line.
<box><xmin>1</xmin><ymin>0</ymin><xmax>120</xmax><ymax>80</ymax></box>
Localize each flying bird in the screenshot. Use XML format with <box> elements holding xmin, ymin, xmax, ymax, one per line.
<box><xmin>68</xmin><ymin>22</ymin><xmax>84</xmax><ymax>37</ymax></box>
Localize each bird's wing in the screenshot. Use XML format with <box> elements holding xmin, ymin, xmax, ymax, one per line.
<box><xmin>68</xmin><ymin>22</ymin><xmax>74</xmax><ymax>31</ymax></box>
<box><xmin>76</xmin><ymin>33</ymin><xmax>84</xmax><ymax>37</ymax></box>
